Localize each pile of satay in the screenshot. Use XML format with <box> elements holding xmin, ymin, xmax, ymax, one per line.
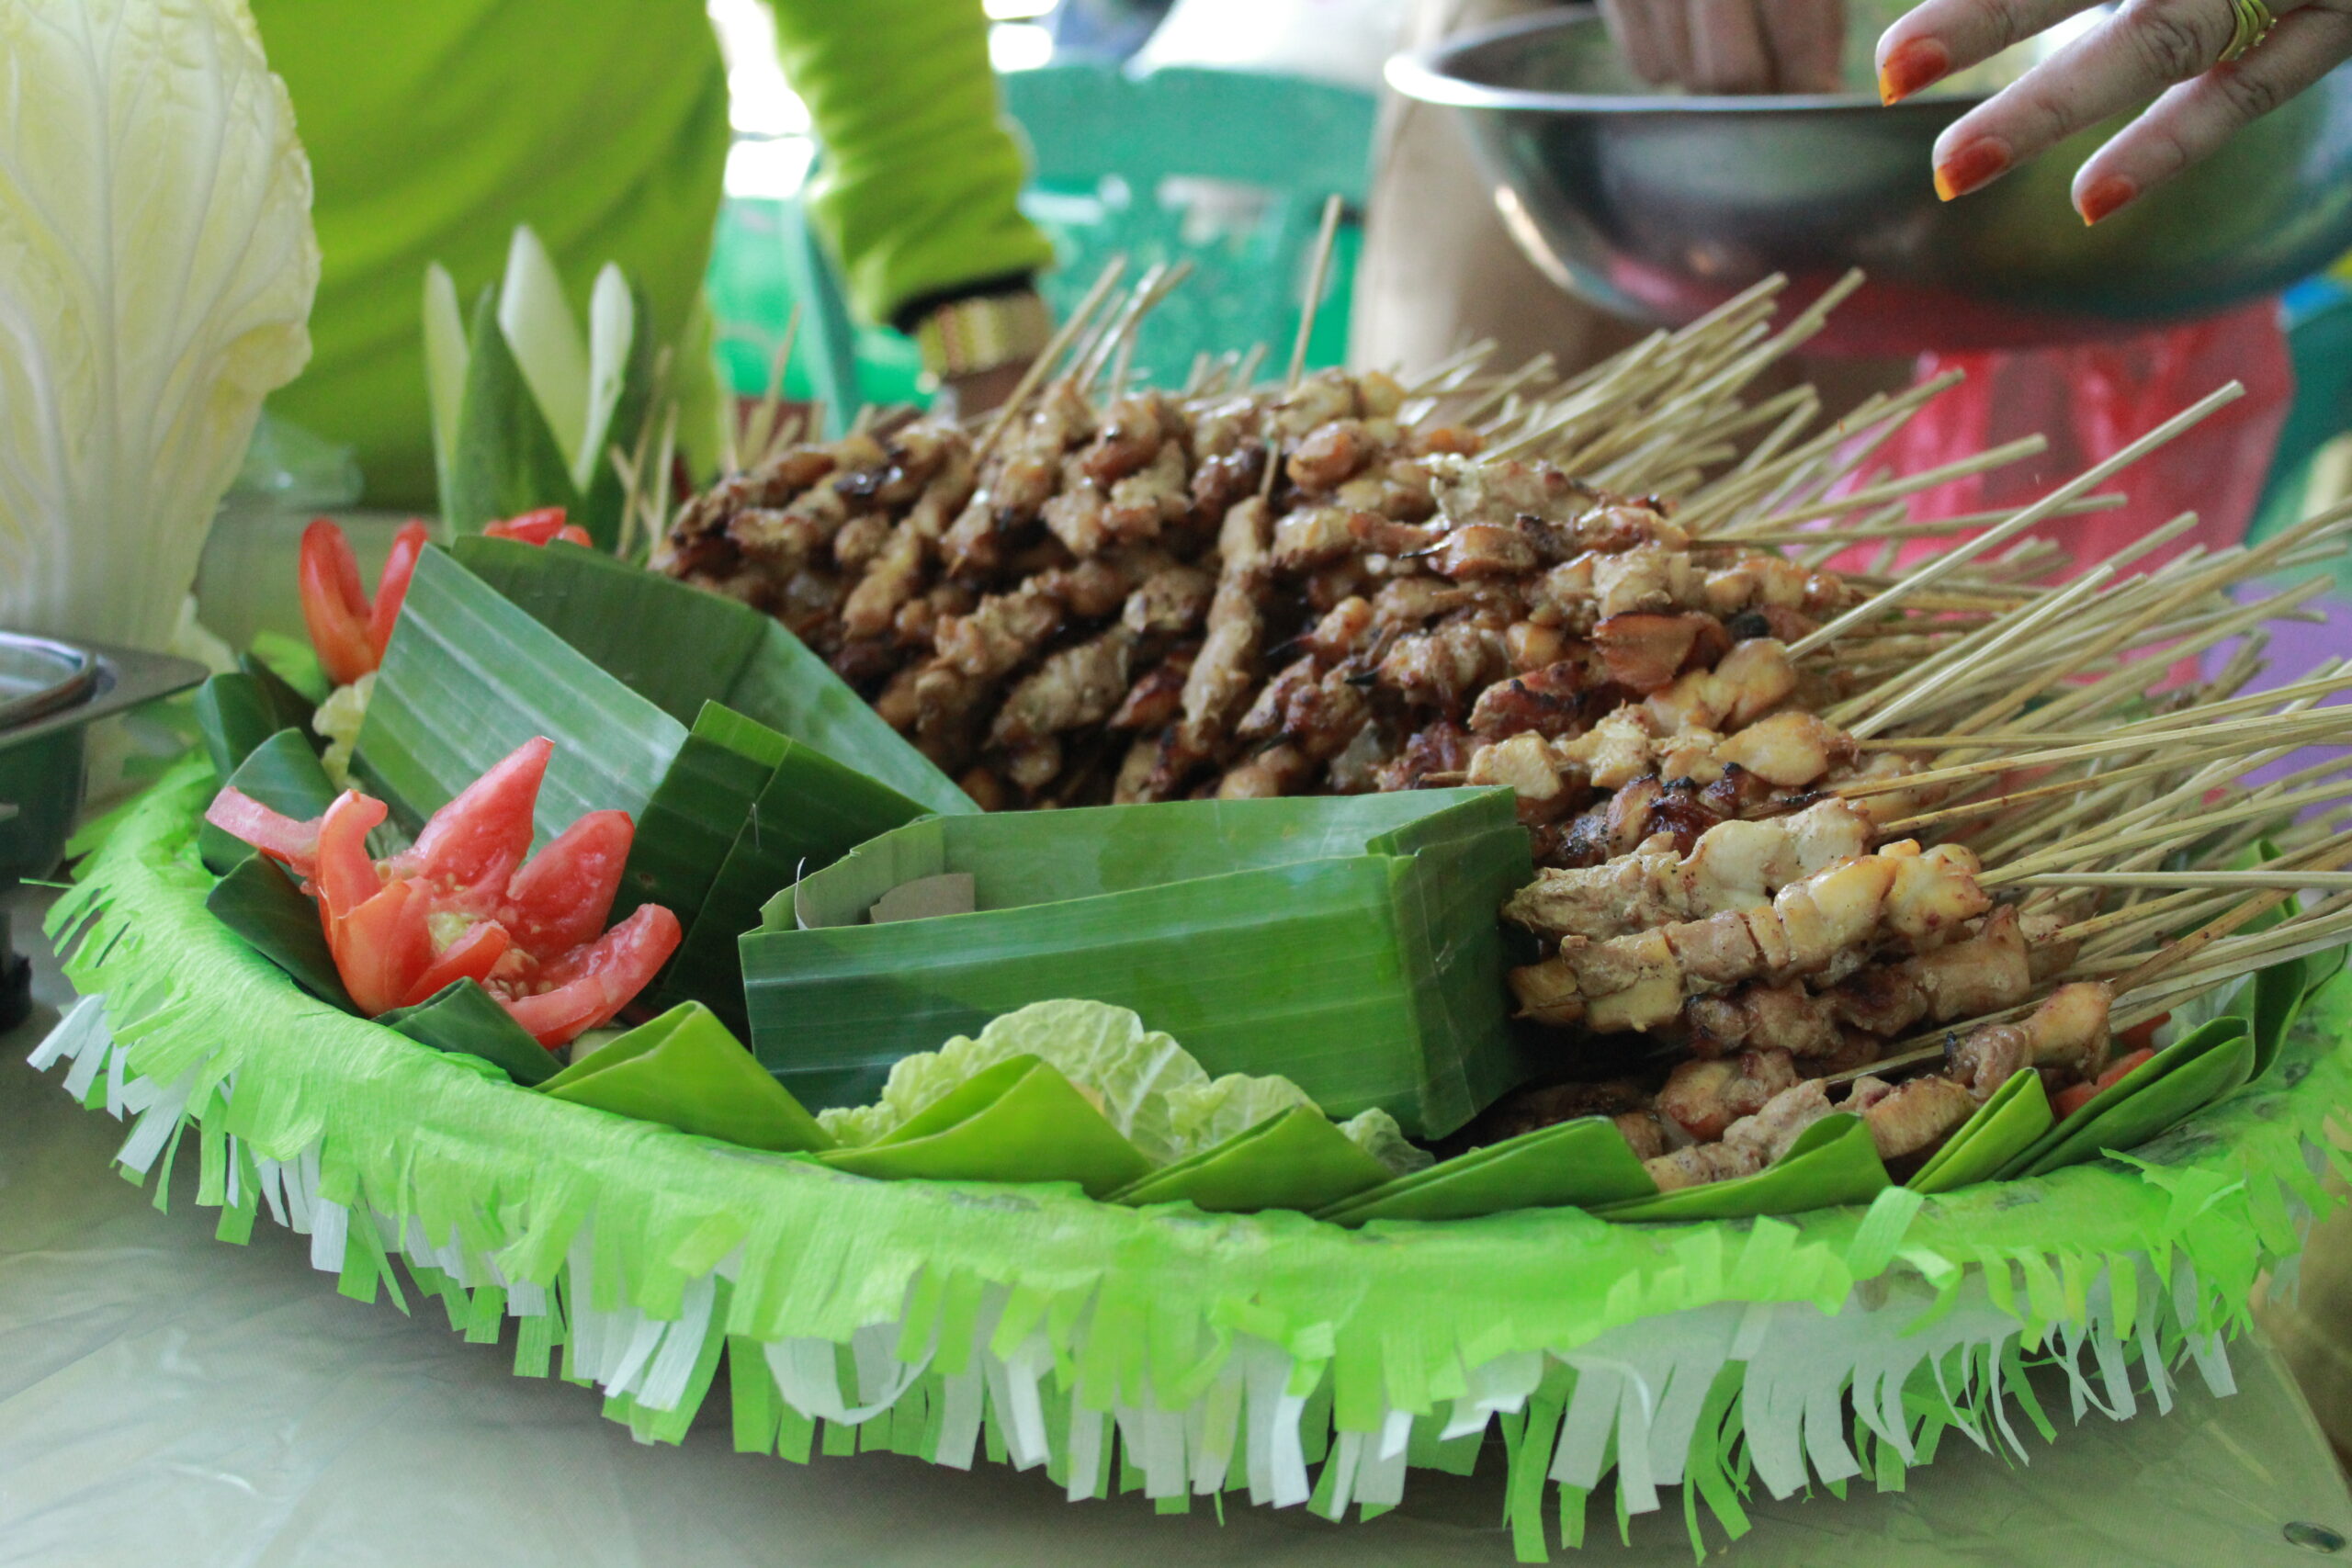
<box><xmin>652</xmin><ymin>262</ymin><xmax>2352</xmax><ymax>1198</ymax></box>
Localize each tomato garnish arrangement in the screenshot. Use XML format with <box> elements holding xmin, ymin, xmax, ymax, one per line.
<box><xmin>207</xmin><ymin>737</ymin><xmax>680</xmax><ymax>1045</ymax></box>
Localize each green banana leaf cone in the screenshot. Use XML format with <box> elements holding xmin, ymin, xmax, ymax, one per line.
<box><xmin>378</xmin><ymin>978</ymin><xmax>562</xmax><ymax>1087</ymax></box>
<box><xmin>538</xmin><ymin>1002</ymin><xmax>834</xmax><ymax>1153</ymax></box>
<box><xmin>1113</xmin><ymin>1105</ymin><xmax>1392</xmax><ymax>1214</ymax></box>
<box><xmin>1907</xmin><ymin>1067</ymin><xmax>2053</xmax><ymax>1195</ymax></box>
<box><xmin>205</xmin><ymin>854</ymin><xmax>357</xmax><ymax>1013</ymax></box>
<box><xmin>2005</xmin><ymin>1017</ymin><xmax>2256</xmax><ymax>1180</ymax></box>
<box><xmin>820</xmin><ymin>1054</ymin><xmax>1151</xmax><ymax>1197</ymax></box>
<box><xmin>1594</xmin><ymin>1115</ymin><xmax>1891</xmax><ymax>1223</ymax></box>
<box><xmin>1317</xmin><ymin>1116</ymin><xmax>1657</xmax><ymax>1226</ymax></box>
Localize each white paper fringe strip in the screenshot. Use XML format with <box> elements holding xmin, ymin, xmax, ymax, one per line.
<box><xmin>31</xmin><ymin>995</ymin><xmax>2261</xmax><ymax>1551</ymax></box>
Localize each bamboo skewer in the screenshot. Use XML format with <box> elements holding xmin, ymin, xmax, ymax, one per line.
<box><xmin>1786</xmin><ymin>383</ymin><xmax>2248</xmax><ymax>658</ymax></box>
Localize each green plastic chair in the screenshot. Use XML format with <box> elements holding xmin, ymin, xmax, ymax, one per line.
<box><xmin>999</xmin><ymin>62</ymin><xmax>1378</xmax><ymax>386</ymax></box>
<box><xmin>702</xmin><ymin>62</ymin><xmax>1378</xmax><ymax>423</ymax></box>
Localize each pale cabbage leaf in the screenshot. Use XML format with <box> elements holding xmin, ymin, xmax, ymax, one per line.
<box><xmin>0</xmin><ymin>0</ymin><xmax>318</xmax><ymax>649</ymax></box>
<box><xmin>814</xmin><ymin>998</ymin><xmax>1427</xmax><ymax>1173</ymax></box>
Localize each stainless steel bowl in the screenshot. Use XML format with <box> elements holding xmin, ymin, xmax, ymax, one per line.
<box><xmin>1387</xmin><ymin>8</ymin><xmax>2352</xmax><ymax>354</ymax></box>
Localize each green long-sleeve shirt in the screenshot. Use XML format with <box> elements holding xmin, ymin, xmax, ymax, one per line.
<box><xmin>253</xmin><ymin>0</ymin><xmax>1052</xmax><ymax>509</ymax></box>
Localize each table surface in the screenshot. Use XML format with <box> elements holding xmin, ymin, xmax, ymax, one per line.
<box><xmin>5</xmin><ymin>882</ymin><xmax>2351</xmax><ymax>1568</ymax></box>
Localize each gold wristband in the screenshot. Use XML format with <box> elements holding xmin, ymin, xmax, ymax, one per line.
<box><xmin>912</xmin><ymin>290</ymin><xmax>1053</xmax><ymax>379</ymax></box>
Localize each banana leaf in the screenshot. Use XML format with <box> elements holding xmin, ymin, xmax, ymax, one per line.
<box><xmin>444</xmin><ymin>285</ymin><xmax>581</xmax><ymax>536</ymax></box>
<box><xmin>235</xmin><ymin>652</ymin><xmax>320</xmax><ymax>735</ymax></box>
<box><xmin>613</xmin><ymin>702</ymin><xmax>792</xmax><ymax>928</ymax></box>
<box><xmin>537</xmin><ymin>1001</ymin><xmax>831</xmax><ymax>1152</ymax></box>
<box><xmin>193</xmin><ymin>672</ymin><xmax>302</xmax><ymax>781</ymax></box>
<box><xmin>205</xmin><ymin>854</ymin><xmax>356</xmax><ymax>1013</ymax></box>
<box><xmin>449</xmin><ymin>536</ymin><xmax>971</xmax><ymax>816</ymax></box>
<box><xmin>246</xmin><ymin>631</ymin><xmax>330</xmax><ymax>705</ymax></box>
<box><xmin>379</xmin><ymin>978</ymin><xmax>560</xmax><ymax>1087</ymax></box>
<box><xmin>1906</xmin><ymin>1068</ymin><xmax>2052</xmax><ymax>1196</ymax></box>
<box><xmin>356</xmin><ymin>545</ymin><xmax>687</xmax><ymax>840</ymax></box>
<box><xmin>744</xmin><ymin>789</ymin><xmax>1534</xmax><ymax>1137</ymax></box>
<box><xmin>819</xmin><ymin>1055</ymin><xmax>1151</xmax><ymax>1198</ymax></box>
<box><xmin>1591</xmin><ymin>1115</ymin><xmax>1890</xmax><ymax>1223</ymax></box>
<box><xmin>1112</xmin><ymin>1106</ymin><xmax>1391</xmax><ymax>1214</ymax></box>
<box><xmin>2005</xmin><ymin>1017</ymin><xmax>2256</xmax><ymax>1179</ymax></box>
<box><xmin>198</xmin><ymin>729</ymin><xmax>338</xmax><ymax>874</ymax></box>
<box><xmin>1316</xmin><ymin>1115</ymin><xmax>1657</xmax><ymax>1227</ymax></box>
<box><xmin>659</xmin><ymin>733</ymin><xmax>931</xmax><ymax>1033</ymax></box>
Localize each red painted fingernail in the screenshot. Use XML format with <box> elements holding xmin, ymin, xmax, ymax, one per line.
<box><xmin>2078</xmin><ymin>175</ymin><xmax>2139</xmax><ymax>225</ymax></box>
<box><xmin>1878</xmin><ymin>38</ymin><xmax>1951</xmax><ymax>105</ymax></box>
<box><xmin>1933</xmin><ymin>139</ymin><xmax>2012</xmax><ymax>201</ymax></box>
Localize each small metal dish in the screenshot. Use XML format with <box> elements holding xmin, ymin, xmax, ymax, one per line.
<box><xmin>1</xmin><ymin>632</ymin><xmax>207</xmax><ymax>1029</ymax></box>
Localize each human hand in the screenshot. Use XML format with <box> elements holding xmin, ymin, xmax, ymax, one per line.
<box><xmin>1600</xmin><ymin>0</ymin><xmax>1847</xmax><ymax>93</ymax></box>
<box><xmin>1878</xmin><ymin>0</ymin><xmax>2352</xmax><ymax>222</ymax></box>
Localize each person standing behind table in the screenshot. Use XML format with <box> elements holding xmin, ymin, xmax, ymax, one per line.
<box><xmin>1350</xmin><ymin>0</ymin><xmax>1907</xmax><ymax>410</ymax></box>
<box><xmin>250</xmin><ymin>0</ymin><xmax>1057</xmax><ymax>511</ymax></box>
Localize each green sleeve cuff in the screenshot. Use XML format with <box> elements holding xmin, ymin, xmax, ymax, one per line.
<box><xmin>770</xmin><ymin>0</ymin><xmax>1057</xmax><ymax>326</ymax></box>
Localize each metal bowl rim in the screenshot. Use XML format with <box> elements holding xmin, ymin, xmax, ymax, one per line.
<box><xmin>0</xmin><ymin>633</ymin><xmax>97</xmax><ymax>733</ymax></box>
<box><xmin>1385</xmin><ymin>7</ymin><xmax>1996</xmax><ymax>116</ymax></box>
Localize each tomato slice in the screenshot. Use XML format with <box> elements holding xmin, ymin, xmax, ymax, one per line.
<box><xmin>2053</xmin><ymin>1046</ymin><xmax>2157</xmax><ymax>1119</ymax></box>
<box><xmin>207</xmin><ymin>737</ymin><xmax>682</xmax><ymax>1045</ymax></box>
<box><xmin>499</xmin><ymin>903</ymin><xmax>683</xmax><ymax>1046</ymax></box>
<box><xmin>484</xmin><ymin>508</ymin><xmax>592</xmax><ymax>547</ymax></box>
<box><xmin>299</xmin><ymin>520</ymin><xmax>377</xmax><ymax>686</ymax></box>
<box><xmin>398</xmin><ymin>736</ymin><xmax>549</xmax><ymax>900</ymax></box>
<box><xmin>400</xmin><ymin>918</ymin><xmax>514</xmax><ymax>1009</ymax></box>
<box><xmin>366</xmin><ymin>520</ymin><xmax>435</xmax><ymax>663</ymax></box>
<box><xmin>500</xmin><ymin>809</ymin><xmax>634</xmax><ymax>958</ymax></box>
<box><xmin>204</xmin><ymin>788</ymin><xmax>321</xmax><ymax>876</ymax></box>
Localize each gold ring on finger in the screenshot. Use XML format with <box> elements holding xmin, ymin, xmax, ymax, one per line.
<box><xmin>2217</xmin><ymin>0</ymin><xmax>2277</xmax><ymax>65</ymax></box>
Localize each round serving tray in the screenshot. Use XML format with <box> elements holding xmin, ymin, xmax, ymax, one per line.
<box><xmin>30</xmin><ymin>755</ymin><xmax>2350</xmax><ymax>1557</ymax></box>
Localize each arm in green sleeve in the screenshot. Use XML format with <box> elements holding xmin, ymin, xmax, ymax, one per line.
<box><xmin>767</xmin><ymin>0</ymin><xmax>1056</xmax><ymax>326</ymax></box>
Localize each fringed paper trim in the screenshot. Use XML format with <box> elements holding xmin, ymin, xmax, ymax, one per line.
<box><xmin>31</xmin><ymin>759</ymin><xmax>2352</xmax><ymax>1558</ymax></box>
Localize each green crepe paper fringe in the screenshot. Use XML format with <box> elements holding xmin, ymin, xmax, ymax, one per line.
<box><xmin>34</xmin><ymin>755</ymin><xmax>2352</xmax><ymax>1560</ymax></box>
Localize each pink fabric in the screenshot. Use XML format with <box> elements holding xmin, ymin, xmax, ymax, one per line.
<box><xmin>1822</xmin><ymin>300</ymin><xmax>2294</xmax><ymax>579</ymax></box>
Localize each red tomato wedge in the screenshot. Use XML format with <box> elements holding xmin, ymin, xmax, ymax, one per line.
<box><xmin>204</xmin><ymin>737</ymin><xmax>681</xmax><ymax>1046</ymax></box>
<box><xmin>2052</xmin><ymin>1046</ymin><xmax>2157</xmax><ymax>1120</ymax></box>
<box><xmin>299</xmin><ymin>518</ymin><xmax>434</xmax><ymax>686</ymax></box>
<box><xmin>484</xmin><ymin>506</ymin><xmax>593</xmax><ymax>547</ymax></box>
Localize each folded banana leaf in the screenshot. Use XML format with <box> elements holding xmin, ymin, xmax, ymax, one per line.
<box><xmin>1316</xmin><ymin>1115</ymin><xmax>1657</xmax><ymax>1227</ymax></box>
<box><xmin>613</xmin><ymin>702</ymin><xmax>792</xmax><ymax>928</ymax></box>
<box><xmin>245</xmin><ymin>631</ymin><xmax>330</xmax><ymax>705</ymax></box>
<box><xmin>819</xmin><ymin>1054</ymin><xmax>1151</xmax><ymax>1197</ymax></box>
<box><xmin>1591</xmin><ymin>1115</ymin><xmax>1890</xmax><ymax>1223</ymax></box>
<box><xmin>356</xmin><ymin>545</ymin><xmax>688</xmax><ymax>839</ymax></box>
<box><xmin>205</xmin><ymin>854</ymin><xmax>356</xmax><ymax>1012</ymax></box>
<box><xmin>198</xmin><ymin>729</ymin><xmax>339</xmax><ymax>874</ymax></box>
<box><xmin>1112</xmin><ymin>1106</ymin><xmax>1391</xmax><ymax>1215</ymax></box>
<box><xmin>193</xmin><ymin>671</ymin><xmax>311</xmax><ymax>782</ymax></box>
<box><xmin>537</xmin><ymin>1001</ymin><xmax>832</xmax><ymax>1152</ymax></box>
<box><xmin>379</xmin><ymin>978</ymin><xmax>560</xmax><ymax>1087</ymax></box>
<box><xmin>743</xmin><ymin>789</ymin><xmax>1534</xmax><ymax>1137</ymax></box>
<box><xmin>2004</xmin><ymin>1017</ymin><xmax>2255</xmax><ymax>1179</ymax></box>
<box><xmin>236</xmin><ymin>652</ymin><xmax>322</xmax><ymax>736</ymax></box>
<box><xmin>449</xmin><ymin>536</ymin><xmax>971</xmax><ymax>816</ymax></box>
<box><xmin>443</xmin><ymin>285</ymin><xmax>581</xmax><ymax>539</ymax></box>
<box><xmin>1906</xmin><ymin>1068</ymin><xmax>2052</xmax><ymax>1196</ymax></box>
<box><xmin>659</xmin><ymin>732</ymin><xmax>932</xmax><ymax>1034</ymax></box>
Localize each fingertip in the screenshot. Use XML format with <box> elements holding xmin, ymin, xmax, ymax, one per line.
<box><xmin>1879</xmin><ymin>37</ymin><xmax>1951</xmax><ymax>104</ymax></box>
<box><xmin>2077</xmin><ymin>174</ymin><xmax>2139</xmax><ymax>225</ymax></box>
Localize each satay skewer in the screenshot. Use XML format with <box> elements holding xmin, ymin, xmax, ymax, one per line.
<box><xmin>1788</xmin><ymin>382</ymin><xmax>2248</xmax><ymax>659</ymax></box>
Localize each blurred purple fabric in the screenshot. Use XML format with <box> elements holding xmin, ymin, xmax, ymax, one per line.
<box><xmin>2206</xmin><ymin>592</ymin><xmax>2352</xmax><ymax>795</ymax></box>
